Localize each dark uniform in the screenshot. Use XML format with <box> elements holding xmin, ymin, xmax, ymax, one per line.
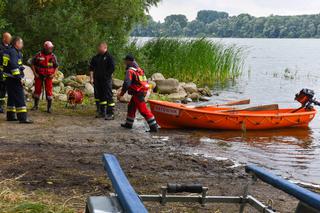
<box><xmin>2</xmin><ymin>47</ymin><xmax>29</xmax><ymax>122</ymax></box>
<box><xmin>89</xmin><ymin>51</ymin><xmax>115</xmax><ymax>118</ymax></box>
<box><xmin>0</xmin><ymin>42</ymin><xmax>11</xmax><ymax>113</ymax></box>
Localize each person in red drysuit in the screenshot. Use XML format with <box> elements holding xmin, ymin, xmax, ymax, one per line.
<box><xmin>31</xmin><ymin>41</ymin><xmax>59</xmax><ymax>113</ymax></box>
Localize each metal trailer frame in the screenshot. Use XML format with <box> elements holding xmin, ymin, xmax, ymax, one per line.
<box><xmin>85</xmin><ymin>154</ymin><xmax>320</xmax><ymax>213</ymax></box>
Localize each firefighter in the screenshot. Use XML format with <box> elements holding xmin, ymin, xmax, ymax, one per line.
<box><xmin>31</xmin><ymin>41</ymin><xmax>59</xmax><ymax>113</ymax></box>
<box><xmin>3</xmin><ymin>37</ymin><xmax>33</xmax><ymax>123</ymax></box>
<box><xmin>89</xmin><ymin>42</ymin><xmax>115</xmax><ymax>120</ymax></box>
<box><xmin>117</xmin><ymin>54</ymin><xmax>158</xmax><ymax>132</ymax></box>
<box><xmin>0</xmin><ymin>32</ymin><xmax>12</xmax><ymax>113</ymax></box>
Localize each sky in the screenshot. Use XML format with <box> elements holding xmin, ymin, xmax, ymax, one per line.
<box><xmin>149</xmin><ymin>0</ymin><xmax>320</xmax><ymax>22</ymax></box>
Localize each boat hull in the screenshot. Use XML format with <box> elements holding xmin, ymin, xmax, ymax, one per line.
<box><xmin>149</xmin><ymin>100</ymin><xmax>317</xmax><ymax>131</ymax></box>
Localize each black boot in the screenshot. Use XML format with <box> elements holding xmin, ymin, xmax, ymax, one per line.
<box><xmin>121</xmin><ymin>123</ymin><xmax>133</xmax><ymax>129</ymax></box>
<box><xmin>47</xmin><ymin>99</ymin><xmax>52</xmax><ymax>113</ymax></box>
<box><xmin>148</xmin><ymin>124</ymin><xmax>159</xmax><ymax>133</ymax></box>
<box><xmin>31</xmin><ymin>98</ymin><xmax>39</xmax><ymax>111</ymax></box>
<box><xmin>95</xmin><ymin>102</ymin><xmax>100</xmax><ymax>118</ymax></box>
<box><xmin>105</xmin><ymin>114</ymin><xmax>114</xmax><ymax>120</ymax></box>
<box><xmin>96</xmin><ymin>104</ymin><xmax>106</xmax><ymax>118</ymax></box>
<box><xmin>105</xmin><ymin>105</ymin><xmax>115</xmax><ymax>120</ymax></box>
<box><xmin>6</xmin><ymin>111</ymin><xmax>18</xmax><ymax>121</ymax></box>
<box><xmin>0</xmin><ymin>99</ymin><xmax>5</xmax><ymax>113</ymax></box>
<box><xmin>17</xmin><ymin>112</ymin><xmax>33</xmax><ymax>124</ymax></box>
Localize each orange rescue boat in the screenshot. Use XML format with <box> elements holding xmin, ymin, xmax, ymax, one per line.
<box><xmin>149</xmin><ymin>100</ymin><xmax>317</xmax><ymax>131</ymax></box>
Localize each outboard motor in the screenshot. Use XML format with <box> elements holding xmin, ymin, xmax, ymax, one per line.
<box><xmin>295</xmin><ymin>89</ymin><xmax>320</xmax><ymax>108</ymax></box>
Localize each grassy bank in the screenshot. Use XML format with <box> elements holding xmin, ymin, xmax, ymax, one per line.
<box><xmin>115</xmin><ymin>38</ymin><xmax>245</xmax><ymax>86</ymax></box>
<box><xmin>0</xmin><ymin>178</ymin><xmax>74</xmax><ymax>213</ymax></box>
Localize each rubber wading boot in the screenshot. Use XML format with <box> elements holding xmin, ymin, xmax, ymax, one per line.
<box><xmin>0</xmin><ymin>99</ymin><xmax>5</xmax><ymax>113</ymax></box>
<box><xmin>121</xmin><ymin>123</ymin><xmax>133</xmax><ymax>129</ymax></box>
<box><xmin>7</xmin><ymin>111</ymin><xmax>18</xmax><ymax>121</ymax></box>
<box><xmin>96</xmin><ymin>105</ymin><xmax>106</xmax><ymax>118</ymax></box>
<box><xmin>148</xmin><ymin>124</ymin><xmax>159</xmax><ymax>133</ymax></box>
<box><xmin>47</xmin><ymin>99</ymin><xmax>52</xmax><ymax>113</ymax></box>
<box><xmin>105</xmin><ymin>114</ymin><xmax>115</xmax><ymax>120</ymax></box>
<box><xmin>18</xmin><ymin>112</ymin><xmax>33</xmax><ymax>124</ymax></box>
<box><xmin>31</xmin><ymin>98</ymin><xmax>39</xmax><ymax>111</ymax></box>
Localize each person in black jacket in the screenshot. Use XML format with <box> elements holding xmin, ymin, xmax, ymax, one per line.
<box><xmin>89</xmin><ymin>42</ymin><xmax>115</xmax><ymax>120</ymax></box>
<box><xmin>0</xmin><ymin>32</ymin><xmax>12</xmax><ymax>113</ymax></box>
<box><xmin>3</xmin><ymin>37</ymin><xmax>32</xmax><ymax>123</ymax></box>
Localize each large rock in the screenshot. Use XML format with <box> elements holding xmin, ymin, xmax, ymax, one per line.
<box><xmin>148</xmin><ymin>80</ymin><xmax>157</xmax><ymax>91</ymax></box>
<box><xmin>151</xmin><ymin>73</ymin><xmax>165</xmax><ymax>81</ymax></box>
<box><xmin>75</xmin><ymin>75</ymin><xmax>90</xmax><ymax>84</ymax></box>
<box><xmin>53</xmin><ymin>71</ymin><xmax>64</xmax><ymax>85</ymax></box>
<box><xmin>167</xmin><ymin>87</ymin><xmax>187</xmax><ymax>101</ymax></box>
<box><xmin>53</xmin><ymin>86</ymin><xmax>61</xmax><ymax>94</ymax></box>
<box><xmin>23</xmin><ymin>65</ymin><xmax>34</xmax><ymax>81</ymax></box>
<box><xmin>65</xmin><ymin>86</ymin><xmax>73</xmax><ymax>94</ymax></box>
<box><xmin>188</xmin><ymin>92</ymin><xmax>201</xmax><ymax>101</ymax></box>
<box><xmin>116</xmin><ymin>88</ymin><xmax>132</xmax><ymax>103</ymax></box>
<box><xmin>84</xmin><ymin>83</ymin><xmax>94</xmax><ymax>96</ymax></box>
<box><xmin>198</xmin><ymin>87</ymin><xmax>213</xmax><ymax>97</ymax></box>
<box><xmin>112</xmin><ymin>78</ymin><xmax>124</xmax><ymax>89</ymax></box>
<box><xmin>183</xmin><ymin>82</ymin><xmax>198</xmax><ymax>94</ymax></box>
<box><xmin>156</xmin><ymin>78</ymin><xmax>179</xmax><ymax>94</ymax></box>
<box><xmin>56</xmin><ymin>94</ymin><xmax>68</xmax><ymax>102</ymax></box>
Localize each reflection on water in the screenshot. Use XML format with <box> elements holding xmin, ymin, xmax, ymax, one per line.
<box><xmin>142</xmin><ymin>38</ymin><xmax>320</xmax><ymax>186</ymax></box>
<box><xmin>159</xmin><ymin>127</ymin><xmax>319</xmax><ymax>186</ymax></box>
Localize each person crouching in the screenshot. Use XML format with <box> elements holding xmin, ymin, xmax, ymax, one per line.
<box><xmin>117</xmin><ymin>54</ymin><xmax>158</xmax><ymax>132</ymax></box>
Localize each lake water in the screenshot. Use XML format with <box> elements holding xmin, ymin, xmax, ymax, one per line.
<box><xmin>140</xmin><ymin>38</ymin><xmax>320</xmax><ymax>187</ymax></box>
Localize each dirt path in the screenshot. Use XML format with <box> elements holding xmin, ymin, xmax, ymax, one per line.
<box><xmin>0</xmin><ymin>103</ymin><xmax>298</xmax><ymax>212</ymax></box>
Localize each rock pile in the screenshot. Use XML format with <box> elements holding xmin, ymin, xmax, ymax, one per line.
<box><xmin>23</xmin><ymin>67</ymin><xmax>213</xmax><ymax>103</ymax></box>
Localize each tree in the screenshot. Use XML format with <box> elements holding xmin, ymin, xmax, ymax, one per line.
<box><xmin>132</xmin><ymin>9</ymin><xmax>320</xmax><ymax>39</ymax></box>
<box><xmin>3</xmin><ymin>0</ymin><xmax>160</xmax><ymax>74</ymax></box>
<box><xmin>164</xmin><ymin>14</ymin><xmax>188</xmax><ymax>28</ymax></box>
<box><xmin>196</xmin><ymin>10</ymin><xmax>229</xmax><ymax>24</ymax></box>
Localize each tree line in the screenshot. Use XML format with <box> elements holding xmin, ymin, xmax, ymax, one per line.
<box><xmin>0</xmin><ymin>0</ymin><xmax>160</xmax><ymax>75</ymax></box>
<box><xmin>131</xmin><ymin>10</ymin><xmax>320</xmax><ymax>38</ymax></box>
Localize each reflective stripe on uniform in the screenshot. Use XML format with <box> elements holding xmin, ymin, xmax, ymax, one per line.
<box><xmin>2</xmin><ymin>54</ymin><xmax>10</xmax><ymax>66</ymax></box>
<box><xmin>138</xmin><ymin>75</ymin><xmax>147</xmax><ymax>81</ymax></box>
<box><xmin>147</xmin><ymin>117</ymin><xmax>157</xmax><ymax>126</ymax></box>
<box><xmin>126</xmin><ymin>117</ymin><xmax>135</xmax><ymax>125</ymax></box>
<box><xmin>7</xmin><ymin>106</ymin><xmax>16</xmax><ymax>112</ymax></box>
<box><xmin>95</xmin><ymin>99</ymin><xmax>100</xmax><ymax>102</ymax></box>
<box><xmin>18</xmin><ymin>59</ymin><xmax>23</xmax><ymax>65</ymax></box>
<box><xmin>100</xmin><ymin>101</ymin><xmax>107</xmax><ymax>105</ymax></box>
<box><xmin>11</xmin><ymin>69</ymin><xmax>20</xmax><ymax>75</ymax></box>
<box><xmin>108</xmin><ymin>102</ymin><xmax>115</xmax><ymax>107</ymax></box>
<box><xmin>16</xmin><ymin>106</ymin><xmax>27</xmax><ymax>113</ymax></box>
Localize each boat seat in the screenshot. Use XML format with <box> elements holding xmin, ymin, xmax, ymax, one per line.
<box><xmin>246</xmin><ymin>165</ymin><xmax>320</xmax><ymax>212</ymax></box>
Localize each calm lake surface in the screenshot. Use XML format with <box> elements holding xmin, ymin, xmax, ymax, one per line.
<box><xmin>140</xmin><ymin>38</ymin><xmax>320</xmax><ymax>186</ymax></box>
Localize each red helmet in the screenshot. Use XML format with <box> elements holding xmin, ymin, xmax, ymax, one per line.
<box><xmin>44</xmin><ymin>41</ymin><xmax>54</xmax><ymax>50</ymax></box>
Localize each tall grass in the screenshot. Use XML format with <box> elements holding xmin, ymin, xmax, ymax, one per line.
<box><xmin>115</xmin><ymin>38</ymin><xmax>245</xmax><ymax>86</ymax></box>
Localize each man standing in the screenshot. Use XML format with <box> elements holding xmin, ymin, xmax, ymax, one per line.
<box><xmin>117</xmin><ymin>54</ymin><xmax>158</xmax><ymax>132</ymax></box>
<box><xmin>3</xmin><ymin>37</ymin><xmax>32</xmax><ymax>123</ymax></box>
<box><xmin>31</xmin><ymin>41</ymin><xmax>59</xmax><ymax>113</ymax></box>
<box><xmin>89</xmin><ymin>42</ymin><xmax>115</xmax><ymax>120</ymax></box>
<box><xmin>0</xmin><ymin>32</ymin><xmax>12</xmax><ymax>113</ymax></box>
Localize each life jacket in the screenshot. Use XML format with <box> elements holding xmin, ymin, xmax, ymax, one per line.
<box><xmin>34</xmin><ymin>52</ymin><xmax>57</xmax><ymax>75</ymax></box>
<box><xmin>128</xmin><ymin>67</ymin><xmax>149</xmax><ymax>93</ymax></box>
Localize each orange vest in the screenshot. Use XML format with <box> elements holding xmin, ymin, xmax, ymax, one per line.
<box><xmin>128</xmin><ymin>67</ymin><xmax>149</xmax><ymax>93</ymax></box>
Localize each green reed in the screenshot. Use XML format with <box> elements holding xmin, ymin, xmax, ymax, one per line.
<box><xmin>116</xmin><ymin>38</ymin><xmax>245</xmax><ymax>86</ymax></box>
